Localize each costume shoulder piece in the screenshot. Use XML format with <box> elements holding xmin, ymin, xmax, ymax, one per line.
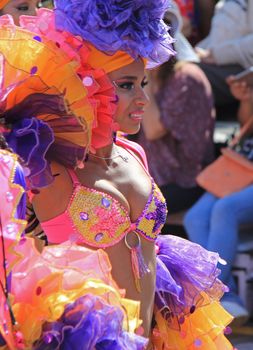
<box><xmin>0</xmin><ymin>15</ymin><xmax>95</xmax><ymax>189</ymax></box>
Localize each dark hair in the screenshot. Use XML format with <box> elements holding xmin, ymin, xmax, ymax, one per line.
<box><xmin>156</xmin><ymin>55</ymin><xmax>177</xmax><ymax>89</ymax></box>
<box><xmin>0</xmin><ymin>133</ymin><xmax>12</xmax><ymax>151</ymax></box>
<box><xmin>25</xmin><ymin>203</ymin><xmax>48</xmax><ymax>245</ymax></box>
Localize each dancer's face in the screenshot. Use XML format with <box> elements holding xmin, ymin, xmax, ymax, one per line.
<box><xmin>1</xmin><ymin>0</ymin><xmax>53</xmax><ymax>24</ymax></box>
<box><xmin>108</xmin><ymin>59</ymin><xmax>149</xmax><ymax>135</ymax></box>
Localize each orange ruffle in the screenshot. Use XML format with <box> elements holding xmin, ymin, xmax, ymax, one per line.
<box><xmin>0</xmin><ymin>0</ymin><xmax>9</xmax><ymax>9</ymax></box>
<box><xmin>19</xmin><ymin>8</ymin><xmax>119</xmax><ymax>151</ymax></box>
<box><xmin>0</xmin><ymin>16</ymin><xmax>94</xmax><ymax>159</ymax></box>
<box><xmin>7</xmin><ymin>238</ymin><xmax>142</xmax><ymax>348</ymax></box>
<box><xmin>152</xmin><ymin>293</ymin><xmax>233</xmax><ymax>350</ymax></box>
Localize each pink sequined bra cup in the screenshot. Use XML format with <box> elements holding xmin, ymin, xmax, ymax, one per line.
<box><xmin>41</xmin><ymin>141</ymin><xmax>167</xmax><ymax>248</ymax></box>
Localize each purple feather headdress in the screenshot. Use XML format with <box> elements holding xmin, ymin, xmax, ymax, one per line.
<box><xmin>54</xmin><ymin>0</ymin><xmax>175</xmax><ymax>67</ymax></box>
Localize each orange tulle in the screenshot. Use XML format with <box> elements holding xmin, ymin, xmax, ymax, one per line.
<box><xmin>7</xmin><ymin>238</ymin><xmax>142</xmax><ymax>348</ymax></box>
<box><xmin>152</xmin><ymin>293</ymin><xmax>233</xmax><ymax>350</ymax></box>
<box><xmin>0</xmin><ymin>0</ymin><xmax>9</xmax><ymax>9</ymax></box>
<box><xmin>0</xmin><ymin>17</ymin><xmax>94</xmax><ymax>158</ymax></box>
<box><xmin>19</xmin><ymin>8</ymin><xmax>119</xmax><ymax>150</ymax></box>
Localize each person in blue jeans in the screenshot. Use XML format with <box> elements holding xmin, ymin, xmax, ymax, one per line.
<box><xmin>184</xmin><ymin>74</ymin><xmax>253</xmax><ymax>325</ymax></box>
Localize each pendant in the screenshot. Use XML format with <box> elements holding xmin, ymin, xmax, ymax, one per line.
<box><xmin>125</xmin><ymin>231</ymin><xmax>150</xmax><ymax>292</ymax></box>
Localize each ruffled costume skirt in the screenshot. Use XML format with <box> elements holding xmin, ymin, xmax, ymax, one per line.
<box><xmin>1</xmin><ymin>235</ymin><xmax>233</xmax><ymax>350</ymax></box>
<box><xmin>153</xmin><ymin>235</ymin><xmax>233</xmax><ymax>350</ymax></box>
<box><xmin>2</xmin><ymin>237</ymin><xmax>146</xmax><ymax>350</ymax></box>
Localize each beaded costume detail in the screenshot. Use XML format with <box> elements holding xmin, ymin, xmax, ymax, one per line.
<box><xmin>62</xmin><ymin>175</ymin><xmax>166</xmax><ymax>248</ymax></box>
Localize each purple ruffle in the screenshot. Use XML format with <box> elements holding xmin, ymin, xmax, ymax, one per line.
<box><xmin>2</xmin><ymin>92</ymin><xmax>87</xmax><ymax>189</ymax></box>
<box><xmin>33</xmin><ymin>294</ymin><xmax>147</xmax><ymax>350</ymax></box>
<box><xmin>155</xmin><ymin>235</ymin><xmax>227</xmax><ymax>319</ymax></box>
<box><xmin>4</xmin><ymin>117</ymin><xmax>54</xmax><ymax>190</ymax></box>
<box><xmin>55</xmin><ymin>0</ymin><xmax>175</xmax><ymax>66</ymax></box>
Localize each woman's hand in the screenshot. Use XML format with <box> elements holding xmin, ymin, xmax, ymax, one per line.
<box><xmin>195</xmin><ymin>47</ymin><xmax>216</xmax><ymax>64</ymax></box>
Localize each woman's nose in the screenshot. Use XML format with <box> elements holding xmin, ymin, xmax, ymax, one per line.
<box><xmin>136</xmin><ymin>88</ymin><xmax>150</xmax><ymax>107</ymax></box>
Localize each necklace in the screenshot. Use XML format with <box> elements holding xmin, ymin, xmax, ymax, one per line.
<box><xmin>90</xmin><ymin>151</ymin><xmax>129</xmax><ymax>162</ymax></box>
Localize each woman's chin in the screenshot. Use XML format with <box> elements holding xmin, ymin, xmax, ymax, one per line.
<box><xmin>120</xmin><ymin>124</ymin><xmax>141</xmax><ymax>136</ymax></box>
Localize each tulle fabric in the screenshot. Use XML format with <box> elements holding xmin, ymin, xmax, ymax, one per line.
<box><xmin>153</xmin><ymin>235</ymin><xmax>233</xmax><ymax>349</ymax></box>
<box><xmin>6</xmin><ymin>238</ymin><xmax>147</xmax><ymax>349</ymax></box>
<box><xmin>19</xmin><ymin>8</ymin><xmax>119</xmax><ymax>151</ymax></box>
<box><xmin>0</xmin><ymin>150</ymin><xmax>26</xmax><ymax>350</ymax></box>
<box><xmin>152</xmin><ymin>300</ymin><xmax>232</xmax><ymax>350</ymax></box>
<box><xmin>0</xmin><ymin>0</ymin><xmax>9</xmax><ymax>9</ymax></box>
<box><xmin>54</xmin><ymin>0</ymin><xmax>175</xmax><ymax>67</ymax></box>
<box><xmin>0</xmin><ymin>17</ymin><xmax>94</xmax><ymax>188</ymax></box>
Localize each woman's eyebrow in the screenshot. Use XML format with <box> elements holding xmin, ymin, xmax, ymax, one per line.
<box><xmin>116</xmin><ymin>76</ymin><xmax>137</xmax><ymax>80</ymax></box>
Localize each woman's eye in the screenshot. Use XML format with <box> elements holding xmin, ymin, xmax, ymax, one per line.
<box><xmin>118</xmin><ymin>82</ymin><xmax>135</xmax><ymax>90</ymax></box>
<box><xmin>141</xmin><ymin>80</ymin><xmax>148</xmax><ymax>88</ymax></box>
<box><xmin>17</xmin><ymin>4</ymin><xmax>29</xmax><ymax>11</ymax></box>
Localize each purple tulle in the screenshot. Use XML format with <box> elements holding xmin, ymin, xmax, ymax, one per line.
<box><xmin>2</xmin><ymin>92</ymin><xmax>88</xmax><ymax>189</ymax></box>
<box><xmin>54</xmin><ymin>0</ymin><xmax>175</xmax><ymax>66</ymax></box>
<box><xmin>5</xmin><ymin>117</ymin><xmax>54</xmax><ymax>189</ymax></box>
<box><xmin>155</xmin><ymin>235</ymin><xmax>226</xmax><ymax>319</ymax></box>
<box><xmin>33</xmin><ymin>294</ymin><xmax>147</xmax><ymax>350</ymax></box>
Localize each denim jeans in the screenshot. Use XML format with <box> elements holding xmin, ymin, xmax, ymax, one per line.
<box><xmin>184</xmin><ymin>185</ymin><xmax>253</xmax><ymax>303</ymax></box>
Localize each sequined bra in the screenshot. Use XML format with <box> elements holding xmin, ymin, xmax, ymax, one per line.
<box><xmin>41</xmin><ymin>140</ymin><xmax>167</xmax><ymax>248</ymax></box>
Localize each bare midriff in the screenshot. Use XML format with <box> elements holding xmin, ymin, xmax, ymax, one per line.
<box><xmin>104</xmin><ymin>235</ymin><xmax>156</xmax><ymax>338</ymax></box>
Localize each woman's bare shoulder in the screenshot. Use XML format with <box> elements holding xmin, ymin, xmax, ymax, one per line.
<box><xmin>31</xmin><ymin>162</ymin><xmax>73</xmax><ymax>221</ymax></box>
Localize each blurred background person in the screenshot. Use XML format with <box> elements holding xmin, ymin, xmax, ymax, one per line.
<box><xmin>195</xmin><ymin>0</ymin><xmax>253</xmax><ymax>120</ymax></box>
<box><xmin>174</xmin><ymin>0</ymin><xmax>217</xmax><ymax>44</ymax></box>
<box><xmin>184</xmin><ymin>75</ymin><xmax>253</xmax><ymax>325</ymax></box>
<box><xmin>136</xmin><ymin>1</ymin><xmax>215</xmax><ymax>219</ymax></box>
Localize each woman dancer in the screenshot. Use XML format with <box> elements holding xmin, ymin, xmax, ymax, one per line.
<box><xmin>1</xmin><ymin>2</ymin><xmax>233</xmax><ymax>349</ymax></box>
<box><xmin>0</xmin><ymin>18</ymin><xmax>146</xmax><ymax>350</ymax></box>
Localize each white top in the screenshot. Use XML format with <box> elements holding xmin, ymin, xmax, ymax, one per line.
<box><xmin>197</xmin><ymin>0</ymin><xmax>253</xmax><ymax>68</ymax></box>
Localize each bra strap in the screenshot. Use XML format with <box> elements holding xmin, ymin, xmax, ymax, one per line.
<box><xmin>67</xmin><ymin>168</ymin><xmax>80</xmax><ymax>186</ymax></box>
<box><xmin>116</xmin><ymin>137</ymin><xmax>149</xmax><ymax>172</ymax></box>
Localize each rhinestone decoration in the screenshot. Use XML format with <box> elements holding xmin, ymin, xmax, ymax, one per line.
<box><xmin>95</xmin><ymin>233</ymin><xmax>104</xmax><ymax>242</ymax></box>
<box><xmin>5</xmin><ymin>223</ymin><xmax>15</xmax><ymax>234</ymax></box>
<box><xmin>3</xmin><ymin>156</ymin><xmax>10</xmax><ymax>164</ymax></box>
<box><xmin>79</xmin><ymin>212</ymin><xmax>89</xmax><ymax>221</ymax></box>
<box><xmin>68</xmin><ymin>178</ymin><xmax>167</xmax><ymax>247</ymax></box>
<box><xmin>33</xmin><ymin>35</ymin><xmax>42</xmax><ymax>42</ymax></box>
<box><xmin>101</xmin><ymin>197</ymin><xmax>111</xmax><ymax>208</ymax></box>
<box><xmin>6</xmin><ymin>191</ymin><xmax>14</xmax><ymax>202</ymax></box>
